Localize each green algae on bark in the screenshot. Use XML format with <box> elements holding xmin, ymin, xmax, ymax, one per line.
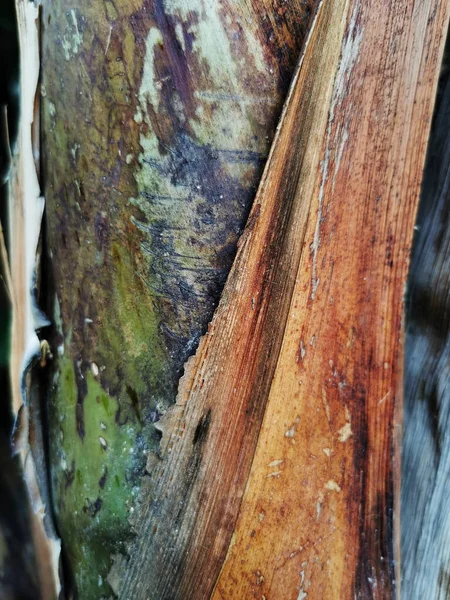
<box><xmin>49</xmin><ymin>357</ymin><xmax>142</xmax><ymax>596</ymax></box>
<box><xmin>40</xmin><ymin>0</ymin><xmax>316</xmax><ymax>596</ymax></box>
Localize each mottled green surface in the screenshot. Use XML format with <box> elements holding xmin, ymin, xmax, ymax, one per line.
<box><xmin>50</xmin><ymin>357</ymin><xmax>138</xmax><ymax>596</ymax></box>
<box><xmin>41</xmin><ymin>0</ymin><xmax>312</xmax><ymax>597</ymax></box>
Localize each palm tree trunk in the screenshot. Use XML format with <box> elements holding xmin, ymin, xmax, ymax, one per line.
<box><xmin>8</xmin><ymin>0</ymin><xmax>450</xmax><ymax>598</ymax></box>
<box><xmin>39</xmin><ymin>0</ymin><xmax>315</xmax><ymax>596</ymax></box>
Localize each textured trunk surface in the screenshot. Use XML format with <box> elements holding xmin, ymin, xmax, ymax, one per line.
<box><xmin>401</xmin><ymin>45</ymin><xmax>450</xmax><ymax>600</ymax></box>
<box><xmin>40</xmin><ymin>1</ymin><xmax>315</xmax><ymax>597</ymax></box>
<box><xmin>25</xmin><ymin>0</ymin><xmax>450</xmax><ymax>598</ymax></box>
<box><xmin>110</xmin><ymin>0</ymin><xmax>449</xmax><ymax>598</ymax></box>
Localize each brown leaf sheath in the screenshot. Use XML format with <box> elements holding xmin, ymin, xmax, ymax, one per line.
<box><xmin>213</xmin><ymin>1</ymin><xmax>450</xmax><ymax>598</ymax></box>
<box><xmin>112</xmin><ymin>0</ymin><xmax>449</xmax><ymax>598</ymax></box>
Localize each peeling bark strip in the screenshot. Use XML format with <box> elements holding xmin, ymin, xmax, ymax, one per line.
<box><xmin>9</xmin><ymin>2</ymin><xmax>61</xmax><ymax>598</ymax></box>
<box><xmin>110</xmin><ymin>0</ymin><xmax>449</xmax><ymax>598</ymax></box>
<box><xmin>213</xmin><ymin>1</ymin><xmax>450</xmax><ymax>597</ymax></box>
<box><xmin>402</xmin><ymin>50</ymin><xmax>450</xmax><ymax>599</ymax></box>
<box><xmin>40</xmin><ymin>0</ymin><xmax>316</xmax><ymax>597</ymax></box>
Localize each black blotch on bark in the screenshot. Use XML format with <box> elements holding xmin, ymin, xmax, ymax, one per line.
<box><xmin>99</xmin><ymin>467</ymin><xmax>108</xmax><ymax>489</ymax></box>
<box><xmin>83</xmin><ymin>497</ymin><xmax>103</xmax><ymax>517</ymax></box>
<box><xmin>193</xmin><ymin>409</ymin><xmax>212</xmax><ymax>447</ymax></box>
<box><xmin>126</xmin><ymin>385</ymin><xmax>142</xmax><ymax>425</ymax></box>
<box><xmin>74</xmin><ymin>360</ymin><xmax>88</xmax><ymax>440</ymax></box>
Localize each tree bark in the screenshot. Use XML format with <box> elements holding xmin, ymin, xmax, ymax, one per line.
<box><xmin>9</xmin><ymin>0</ymin><xmax>450</xmax><ymax>598</ymax></box>
<box><xmin>9</xmin><ymin>2</ymin><xmax>60</xmax><ymax>598</ymax></box>
<box><xmin>39</xmin><ymin>0</ymin><xmax>316</xmax><ymax>596</ymax></box>
<box><xmin>110</xmin><ymin>0</ymin><xmax>449</xmax><ymax>598</ymax></box>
